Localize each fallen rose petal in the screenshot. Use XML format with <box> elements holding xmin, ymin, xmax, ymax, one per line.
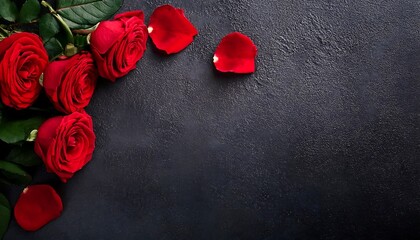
<box><xmin>14</xmin><ymin>185</ymin><xmax>63</xmax><ymax>231</ymax></box>
<box><xmin>213</xmin><ymin>32</ymin><xmax>257</xmax><ymax>74</ymax></box>
<box><xmin>148</xmin><ymin>4</ymin><xmax>198</xmax><ymax>54</ymax></box>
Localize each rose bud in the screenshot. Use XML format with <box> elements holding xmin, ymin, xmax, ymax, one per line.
<box><xmin>90</xmin><ymin>10</ymin><xmax>148</xmax><ymax>81</ymax></box>
<box><xmin>44</xmin><ymin>52</ymin><xmax>98</xmax><ymax>114</ymax></box>
<box><xmin>34</xmin><ymin>111</ymin><xmax>96</xmax><ymax>182</ymax></box>
<box><xmin>0</xmin><ymin>33</ymin><xmax>48</xmax><ymax>109</ymax></box>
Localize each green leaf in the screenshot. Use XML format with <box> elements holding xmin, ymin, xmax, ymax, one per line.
<box><xmin>0</xmin><ymin>193</ymin><xmax>9</xmax><ymax>209</ymax></box>
<box><xmin>39</xmin><ymin>13</ymin><xmax>60</xmax><ymax>41</ymax></box>
<box><xmin>0</xmin><ymin>198</ymin><xmax>12</xmax><ymax>239</ymax></box>
<box><xmin>19</xmin><ymin>0</ymin><xmax>41</xmax><ymax>23</ymax></box>
<box><xmin>0</xmin><ymin>179</ymin><xmax>12</xmax><ymax>188</ymax></box>
<box><xmin>44</xmin><ymin>37</ymin><xmax>64</xmax><ymax>60</ymax></box>
<box><xmin>74</xmin><ymin>34</ymin><xmax>88</xmax><ymax>49</ymax></box>
<box><xmin>0</xmin><ymin>117</ymin><xmax>45</xmax><ymax>144</ymax></box>
<box><xmin>5</xmin><ymin>144</ymin><xmax>42</xmax><ymax>167</ymax></box>
<box><xmin>0</xmin><ymin>161</ymin><xmax>32</xmax><ymax>185</ymax></box>
<box><xmin>0</xmin><ymin>0</ymin><xmax>18</xmax><ymax>22</ymax></box>
<box><xmin>57</xmin><ymin>0</ymin><xmax>123</xmax><ymax>29</ymax></box>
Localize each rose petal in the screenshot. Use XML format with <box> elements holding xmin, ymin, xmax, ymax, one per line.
<box><xmin>114</xmin><ymin>10</ymin><xmax>144</xmax><ymax>21</ymax></box>
<box><xmin>148</xmin><ymin>4</ymin><xmax>198</xmax><ymax>54</ymax></box>
<box><xmin>90</xmin><ymin>21</ymin><xmax>125</xmax><ymax>55</ymax></box>
<box><xmin>0</xmin><ymin>33</ymin><xmax>45</xmax><ymax>59</ymax></box>
<box><xmin>213</xmin><ymin>32</ymin><xmax>257</xmax><ymax>74</ymax></box>
<box><xmin>34</xmin><ymin>116</ymin><xmax>63</xmax><ymax>161</ymax></box>
<box><xmin>14</xmin><ymin>185</ymin><xmax>63</xmax><ymax>231</ymax></box>
<box><xmin>43</xmin><ymin>60</ymin><xmax>67</xmax><ymax>103</ymax></box>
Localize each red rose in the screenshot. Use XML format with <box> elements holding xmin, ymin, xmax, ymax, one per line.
<box><xmin>90</xmin><ymin>11</ymin><xmax>148</xmax><ymax>81</ymax></box>
<box><xmin>0</xmin><ymin>33</ymin><xmax>48</xmax><ymax>109</ymax></box>
<box><xmin>44</xmin><ymin>52</ymin><xmax>98</xmax><ymax>114</ymax></box>
<box><xmin>34</xmin><ymin>111</ymin><xmax>95</xmax><ymax>182</ymax></box>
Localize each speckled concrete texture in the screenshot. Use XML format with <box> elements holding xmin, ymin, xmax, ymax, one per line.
<box><xmin>6</xmin><ymin>0</ymin><xmax>420</xmax><ymax>239</ymax></box>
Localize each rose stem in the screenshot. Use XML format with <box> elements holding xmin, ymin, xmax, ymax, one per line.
<box><xmin>40</xmin><ymin>0</ymin><xmax>74</xmax><ymax>44</ymax></box>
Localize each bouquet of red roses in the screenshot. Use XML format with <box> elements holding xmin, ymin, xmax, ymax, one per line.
<box><xmin>0</xmin><ymin>0</ymin><xmax>151</xmax><ymax>235</ymax></box>
<box><xmin>0</xmin><ymin>0</ymin><xmax>256</xmax><ymax>238</ymax></box>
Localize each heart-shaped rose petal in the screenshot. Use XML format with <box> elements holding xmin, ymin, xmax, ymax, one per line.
<box><xmin>14</xmin><ymin>185</ymin><xmax>63</xmax><ymax>231</ymax></box>
<box><xmin>148</xmin><ymin>5</ymin><xmax>198</xmax><ymax>54</ymax></box>
<box><xmin>213</xmin><ymin>32</ymin><xmax>257</xmax><ymax>74</ymax></box>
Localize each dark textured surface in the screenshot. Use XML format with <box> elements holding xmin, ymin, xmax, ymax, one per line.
<box><xmin>5</xmin><ymin>0</ymin><xmax>420</xmax><ymax>239</ymax></box>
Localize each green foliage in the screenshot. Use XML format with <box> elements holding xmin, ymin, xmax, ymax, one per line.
<box><xmin>5</xmin><ymin>144</ymin><xmax>42</xmax><ymax>167</ymax></box>
<box><xmin>19</xmin><ymin>0</ymin><xmax>41</xmax><ymax>23</ymax></box>
<box><xmin>0</xmin><ymin>117</ymin><xmax>45</xmax><ymax>144</ymax></box>
<box><xmin>74</xmin><ymin>34</ymin><xmax>89</xmax><ymax>50</ymax></box>
<box><xmin>39</xmin><ymin>13</ymin><xmax>60</xmax><ymax>41</ymax></box>
<box><xmin>39</xmin><ymin>12</ymin><xmax>65</xmax><ymax>59</ymax></box>
<box><xmin>0</xmin><ymin>193</ymin><xmax>10</xmax><ymax>240</ymax></box>
<box><xmin>57</xmin><ymin>0</ymin><xmax>122</xmax><ymax>29</ymax></box>
<box><xmin>0</xmin><ymin>0</ymin><xmax>18</xmax><ymax>22</ymax></box>
<box><xmin>0</xmin><ymin>161</ymin><xmax>32</xmax><ymax>186</ymax></box>
<box><xmin>44</xmin><ymin>37</ymin><xmax>64</xmax><ymax>60</ymax></box>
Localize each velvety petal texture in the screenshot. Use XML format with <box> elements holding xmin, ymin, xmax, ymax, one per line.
<box><xmin>213</xmin><ymin>32</ymin><xmax>257</xmax><ymax>74</ymax></box>
<box><xmin>14</xmin><ymin>185</ymin><xmax>63</xmax><ymax>231</ymax></box>
<box><xmin>34</xmin><ymin>112</ymin><xmax>96</xmax><ymax>182</ymax></box>
<box><xmin>0</xmin><ymin>33</ymin><xmax>48</xmax><ymax>109</ymax></box>
<box><xmin>148</xmin><ymin>5</ymin><xmax>198</xmax><ymax>54</ymax></box>
<box><xmin>90</xmin><ymin>11</ymin><xmax>148</xmax><ymax>81</ymax></box>
<box><xmin>44</xmin><ymin>52</ymin><xmax>98</xmax><ymax>114</ymax></box>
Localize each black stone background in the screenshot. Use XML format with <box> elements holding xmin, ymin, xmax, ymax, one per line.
<box><xmin>5</xmin><ymin>0</ymin><xmax>420</xmax><ymax>239</ymax></box>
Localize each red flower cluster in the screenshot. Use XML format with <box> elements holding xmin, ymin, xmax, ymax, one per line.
<box><xmin>5</xmin><ymin>3</ymin><xmax>258</xmax><ymax>233</ymax></box>
<box><xmin>3</xmin><ymin>11</ymin><xmax>148</xmax><ymax>232</ymax></box>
